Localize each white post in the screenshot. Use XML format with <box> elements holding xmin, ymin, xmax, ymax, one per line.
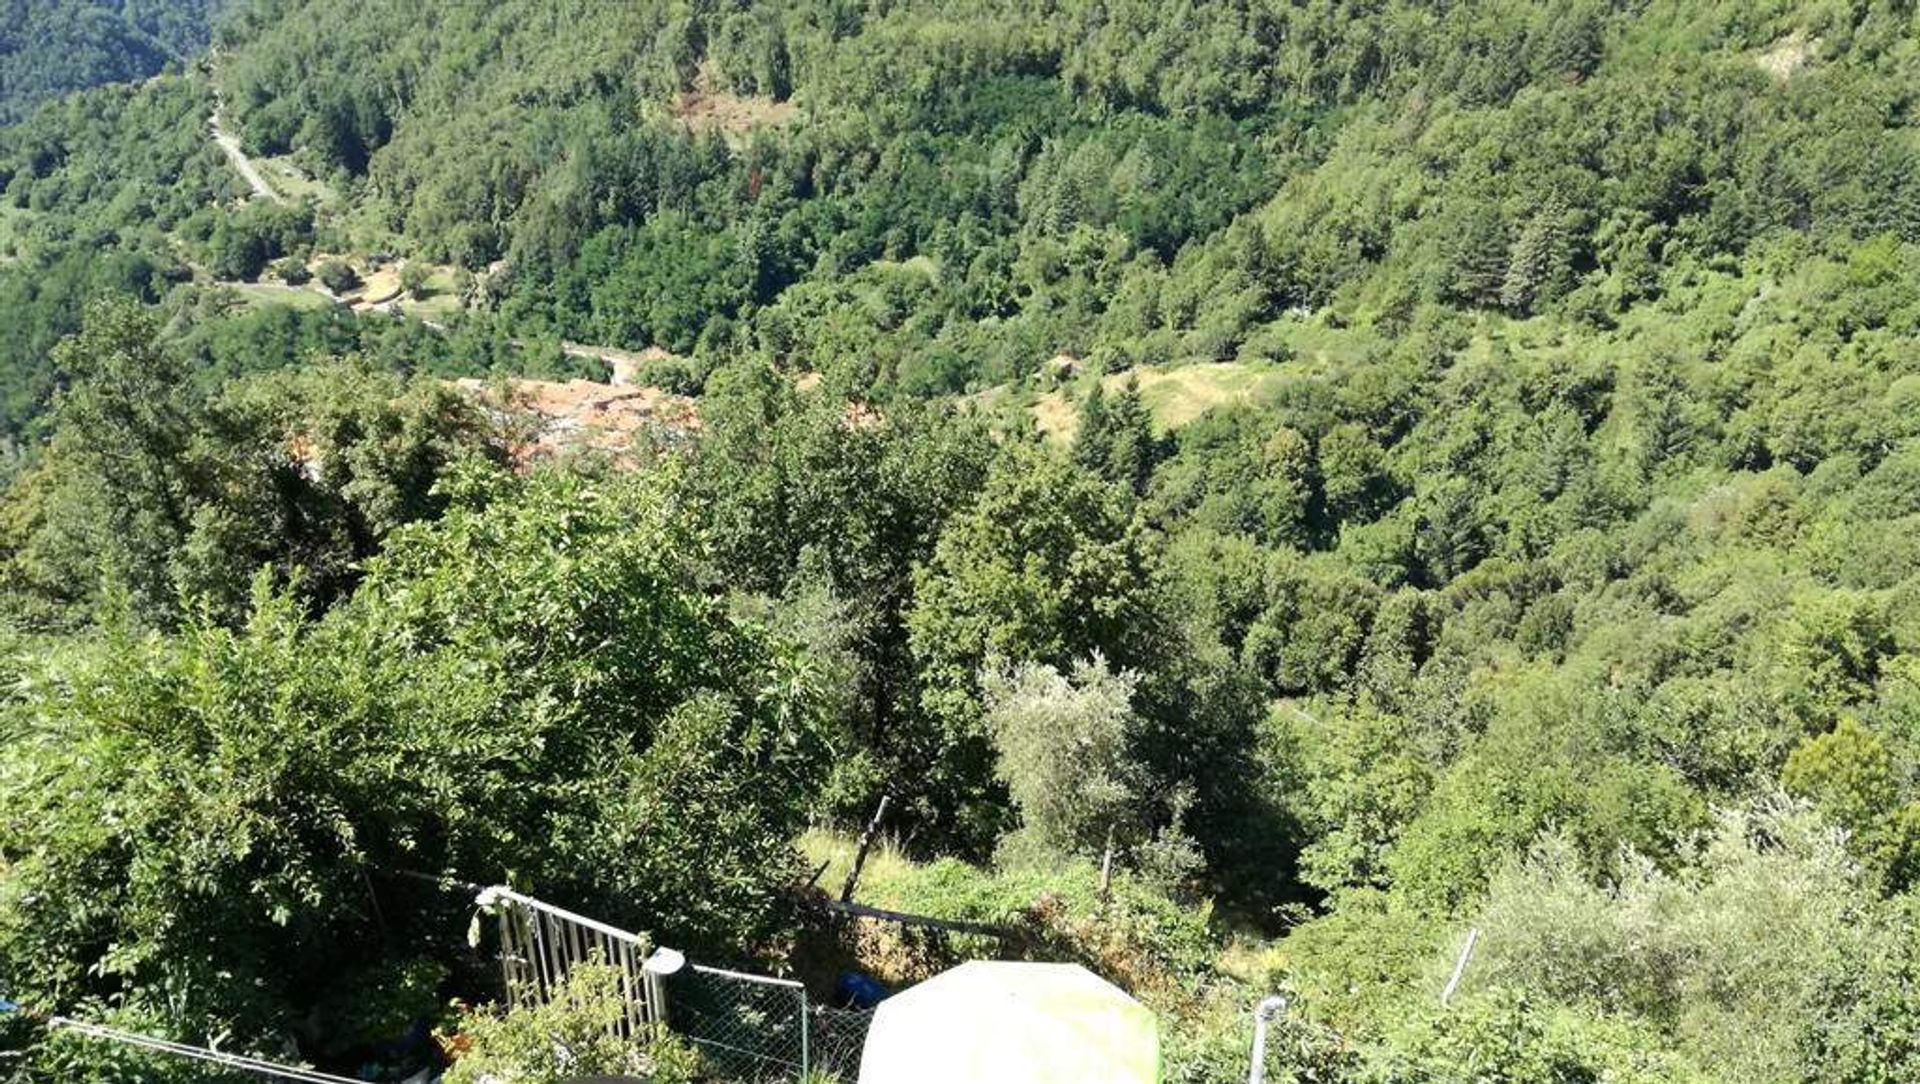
<box><xmin>644</xmin><ymin>947</ymin><xmax>687</xmax><ymax>1039</ymax></box>
<box><xmin>1440</xmin><ymin>927</ymin><xmax>1480</xmax><ymax>1008</ymax></box>
<box><xmin>1248</xmin><ymin>994</ymin><xmax>1289</xmax><ymax>1084</ymax></box>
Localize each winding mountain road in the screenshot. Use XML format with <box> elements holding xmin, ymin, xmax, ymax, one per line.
<box><xmin>210</xmin><ymin>108</ymin><xmax>285</xmax><ymax>205</ymax></box>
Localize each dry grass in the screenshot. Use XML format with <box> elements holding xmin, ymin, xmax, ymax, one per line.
<box><xmin>355</xmin><ymin>266</ymin><xmax>404</xmax><ymax>305</ymax></box>
<box><xmin>449</xmin><ymin>375</ymin><xmax>699</xmax><ymax>466</ymax></box>
<box><xmin>1032</xmin><ymin>361</ymin><xmax>1288</xmax><ymax>443</ymax></box>
<box><xmin>1757</xmin><ymin>31</ymin><xmax>1819</xmax><ymax>81</ymax></box>
<box><xmin>799</xmin><ymin>827</ymin><xmax>917</xmax><ymax>902</ymax></box>
<box><xmin>672</xmin><ymin>87</ymin><xmax>796</xmax><ymax>138</ymax></box>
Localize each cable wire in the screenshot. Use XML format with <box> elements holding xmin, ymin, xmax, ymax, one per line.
<box><xmin>44</xmin><ymin>1016</ymin><xmax>368</xmax><ymax>1084</ymax></box>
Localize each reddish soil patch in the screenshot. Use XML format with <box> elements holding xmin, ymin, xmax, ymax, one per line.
<box><xmin>453</xmin><ymin>377</ymin><xmax>699</xmax><ymax>466</ymax></box>
<box><xmin>672</xmin><ymin>88</ymin><xmax>796</xmax><ymax>135</ymax></box>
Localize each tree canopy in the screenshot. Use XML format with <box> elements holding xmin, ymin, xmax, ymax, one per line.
<box><xmin>7</xmin><ymin>1</ymin><xmax>1920</xmax><ymax>1080</ymax></box>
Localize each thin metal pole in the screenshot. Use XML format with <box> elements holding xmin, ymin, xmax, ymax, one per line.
<box><xmin>1441</xmin><ymin>927</ymin><xmax>1480</xmax><ymax>1007</ymax></box>
<box><xmin>689</xmin><ymin>963</ymin><xmax>804</xmax><ymax>988</ymax></box>
<box><xmin>1248</xmin><ymin>995</ymin><xmax>1288</xmax><ymax>1084</ymax></box>
<box><xmin>799</xmin><ymin>986</ymin><xmax>811</xmax><ymax>1078</ymax></box>
<box><xmin>47</xmin><ymin>1018</ymin><xmax>364</xmax><ymax>1084</ymax></box>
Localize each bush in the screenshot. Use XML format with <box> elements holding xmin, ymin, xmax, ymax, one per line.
<box><xmin>1466</xmin><ymin>801</ymin><xmax>1920</xmax><ymax>1081</ymax></box>
<box><xmin>316</xmin><ymin>259</ymin><xmax>359</xmax><ymax>293</ymax></box>
<box><xmin>275</xmin><ymin>257</ymin><xmax>311</xmax><ymax>285</ymax></box>
<box><xmin>399</xmin><ymin>262</ymin><xmax>431</xmax><ymax>299</ymax></box>
<box><xmin>985</xmin><ymin>655</ymin><xmax>1142</xmax><ymax>862</ymax></box>
<box><xmin>443</xmin><ymin>964</ymin><xmax>700</xmax><ymax>1084</ymax></box>
<box><xmin>0</xmin><ymin>471</ymin><xmax>834</xmax><ymax>1048</ymax></box>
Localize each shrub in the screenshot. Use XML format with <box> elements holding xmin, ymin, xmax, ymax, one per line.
<box><xmin>984</xmin><ymin>655</ymin><xmax>1142</xmax><ymax>862</ymax></box>
<box><xmin>443</xmin><ymin>964</ymin><xmax>700</xmax><ymax>1084</ymax></box>
<box><xmin>316</xmin><ymin>259</ymin><xmax>359</xmax><ymax>293</ymax></box>
<box><xmin>399</xmin><ymin>262</ymin><xmax>431</xmax><ymax>299</ymax></box>
<box><xmin>1466</xmin><ymin>801</ymin><xmax>1920</xmax><ymax>1081</ymax></box>
<box><xmin>0</xmin><ymin>471</ymin><xmax>834</xmax><ymax>1049</ymax></box>
<box><xmin>274</xmin><ymin>257</ymin><xmax>311</xmax><ymax>285</ymax></box>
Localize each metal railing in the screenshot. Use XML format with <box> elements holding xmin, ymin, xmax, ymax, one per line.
<box><xmin>476</xmin><ymin>887</ymin><xmax>874</xmax><ymax>1081</ymax></box>
<box><xmin>480</xmin><ymin>886</ymin><xmax>661</xmax><ymax>1040</ymax></box>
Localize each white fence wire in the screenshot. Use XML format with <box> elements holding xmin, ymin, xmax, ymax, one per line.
<box><xmin>39</xmin><ymin>1016</ymin><xmax>365</xmax><ymax>1083</ymax></box>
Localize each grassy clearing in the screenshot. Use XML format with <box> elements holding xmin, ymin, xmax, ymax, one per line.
<box><xmin>394</xmin><ymin>266</ymin><xmax>468</xmax><ymax>320</ymax></box>
<box><xmin>222</xmin><ymin>281</ymin><xmax>338</xmax><ymax>311</ymax></box>
<box><xmin>355</xmin><ymin>266</ymin><xmax>404</xmax><ymax>305</ymax></box>
<box><xmin>400</xmin><ymin>291</ymin><xmax>464</xmax><ymax>320</ymax></box>
<box><xmin>671</xmin><ymin>64</ymin><xmax>798</xmax><ymax>145</ymax></box>
<box><xmin>1032</xmin><ymin>360</ymin><xmax>1290</xmax><ymax>443</ymax></box>
<box><xmin>256</xmin><ymin>153</ymin><xmax>337</xmax><ymax>205</ymax></box>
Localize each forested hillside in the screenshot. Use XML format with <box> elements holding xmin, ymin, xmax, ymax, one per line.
<box><xmin>4</xmin><ymin>1</ymin><xmax>1920</xmax><ymax>1081</ymax></box>
<box><xmin>0</xmin><ymin>0</ymin><xmax>225</xmax><ymax>122</ymax></box>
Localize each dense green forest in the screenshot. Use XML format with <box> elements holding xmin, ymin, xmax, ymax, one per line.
<box><xmin>5</xmin><ymin>0</ymin><xmax>1920</xmax><ymax>1080</ymax></box>
<box><xmin>0</xmin><ymin>0</ymin><xmax>225</xmax><ymax>122</ymax></box>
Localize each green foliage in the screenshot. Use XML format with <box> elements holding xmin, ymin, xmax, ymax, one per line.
<box><xmin>398</xmin><ymin>261</ymin><xmax>429</xmax><ymax>300</ymax></box>
<box><xmin>13</xmin><ymin>0</ymin><xmax>1920</xmax><ymax>1078</ymax></box>
<box><xmin>1464</xmin><ymin>801</ymin><xmax>1920</xmax><ymax>1082</ymax></box>
<box><xmin>206</xmin><ymin>203</ymin><xmax>313</xmax><ymax>282</ymax></box>
<box><xmin>1783</xmin><ymin>717</ymin><xmax>1920</xmax><ymax>888</ymax></box>
<box><xmin>443</xmin><ymin>964</ymin><xmax>700</xmax><ymax>1084</ymax></box>
<box><xmin>314</xmin><ymin>259</ymin><xmax>358</xmax><ymax>294</ymax></box>
<box><xmin>0</xmin><ymin>469</ymin><xmax>833</xmax><ymax>1054</ymax></box>
<box><xmin>0</xmin><ymin>302</ymin><xmax>501</xmax><ymax>625</ymax></box>
<box><xmin>837</xmin><ymin>845</ymin><xmax>1219</xmax><ymax>994</ymax></box>
<box><xmin>908</xmin><ymin>446</ymin><xmax>1162</xmax><ymax>849</ymax></box>
<box><xmin>1373</xmin><ymin>990</ymin><xmax>1699</xmax><ymax>1084</ymax></box>
<box><xmin>1074</xmin><ymin>379</ymin><xmax>1168</xmax><ymax>496</ymax></box>
<box><xmin>0</xmin><ymin>74</ymin><xmax>225</xmax><ymax>438</ymax></box>
<box><xmin>984</xmin><ymin>655</ymin><xmax>1143</xmax><ymax>863</ymax></box>
<box><xmin>0</xmin><ymin>0</ymin><xmax>224</xmax><ymax>123</ymax></box>
<box><xmin>273</xmin><ymin>256</ymin><xmax>311</xmax><ymax>285</ymax></box>
<box><xmin>684</xmin><ymin>369</ymin><xmax>995</xmax><ymax>825</ymax></box>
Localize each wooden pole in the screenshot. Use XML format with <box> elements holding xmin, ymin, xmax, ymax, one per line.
<box><xmin>839</xmin><ymin>795</ymin><xmax>891</xmax><ymax>903</ymax></box>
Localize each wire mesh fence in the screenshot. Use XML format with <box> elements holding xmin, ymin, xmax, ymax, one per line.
<box><xmin>672</xmin><ymin>965</ymin><xmax>806</xmax><ymax>1081</ymax></box>
<box><xmin>810</xmin><ymin>1004</ymin><xmax>877</xmax><ymax>1082</ymax></box>
<box><xmin>665</xmin><ymin>965</ymin><xmax>875</xmax><ymax>1082</ymax></box>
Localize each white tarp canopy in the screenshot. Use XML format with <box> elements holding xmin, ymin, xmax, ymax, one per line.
<box><xmin>857</xmin><ymin>961</ymin><xmax>1160</xmax><ymax>1084</ymax></box>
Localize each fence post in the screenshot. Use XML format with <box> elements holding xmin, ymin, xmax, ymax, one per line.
<box><xmin>800</xmin><ymin>986</ymin><xmax>811</xmax><ymax>1079</ymax></box>
<box><xmin>645</xmin><ymin>947</ymin><xmax>687</xmax><ymax>1040</ymax></box>
<box><xmin>840</xmin><ymin>795</ymin><xmax>891</xmax><ymax>903</ymax></box>
<box><xmin>1248</xmin><ymin>995</ymin><xmax>1288</xmax><ymax>1084</ymax></box>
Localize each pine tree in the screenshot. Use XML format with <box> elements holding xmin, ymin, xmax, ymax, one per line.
<box><xmin>1073</xmin><ymin>381</ymin><xmax>1114</xmax><ymax>478</ymax></box>
<box><xmin>1105</xmin><ymin>380</ymin><xmax>1165</xmax><ymax>496</ymax></box>
<box><xmin>1074</xmin><ymin>379</ymin><xmax>1165</xmax><ymax>496</ymax></box>
<box><xmin>1447</xmin><ymin>204</ymin><xmax>1512</xmax><ymax>308</ymax></box>
<box><xmin>1501</xmin><ymin>201</ymin><xmax>1575</xmax><ymax>313</ymax></box>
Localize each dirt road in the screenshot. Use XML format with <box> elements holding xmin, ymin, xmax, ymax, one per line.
<box><xmin>210</xmin><ymin>108</ymin><xmax>285</xmax><ymax>205</ymax></box>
